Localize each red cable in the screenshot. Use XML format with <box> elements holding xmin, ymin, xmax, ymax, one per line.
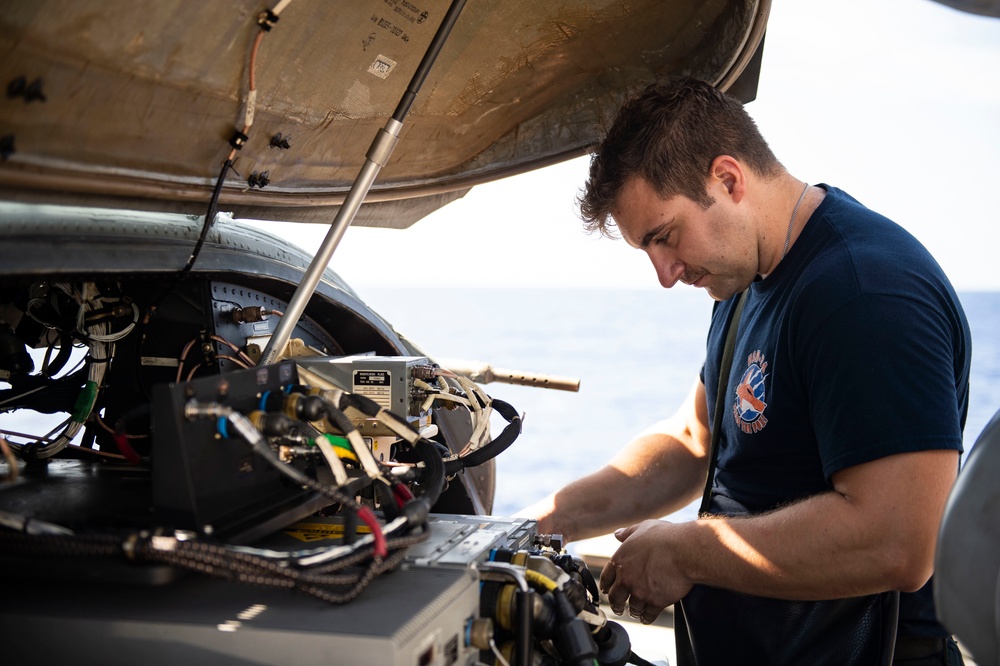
<box><xmin>113</xmin><ymin>432</ymin><xmax>141</xmax><ymax>465</ymax></box>
<box><xmin>393</xmin><ymin>483</ymin><xmax>414</xmax><ymax>508</ymax></box>
<box><xmin>355</xmin><ymin>506</ymin><xmax>387</xmax><ymax>559</ymax></box>
<box><xmin>248</xmin><ymin>29</ymin><xmax>265</xmax><ymax>91</ymax></box>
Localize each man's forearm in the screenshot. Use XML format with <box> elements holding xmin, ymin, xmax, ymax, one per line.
<box><xmin>680</xmin><ymin>492</ymin><xmax>914</xmax><ymax>599</ymax></box>
<box><xmin>529</xmin><ymin>466</ymin><xmax>663</xmax><ymax>543</ymax></box>
<box><xmin>529</xmin><ymin>430</ymin><xmax>708</xmax><ymax>543</ymax></box>
<box><xmin>525</xmin><ymin>378</ymin><xmax>712</xmax><ymax>544</ymax></box>
<box><xmin>682</xmin><ymin>451</ymin><xmax>956</xmax><ymax>599</ymax></box>
<box><xmin>602</xmin><ymin>449</ymin><xmax>958</xmax><ymax>615</ymax></box>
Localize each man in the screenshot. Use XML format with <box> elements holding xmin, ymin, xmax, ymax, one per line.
<box><xmin>523</xmin><ymin>78</ymin><xmax>970</xmax><ymax>665</ymax></box>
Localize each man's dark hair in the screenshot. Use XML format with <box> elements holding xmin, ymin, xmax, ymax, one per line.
<box><xmin>579</xmin><ymin>77</ymin><xmax>782</xmax><ymax>237</ymax></box>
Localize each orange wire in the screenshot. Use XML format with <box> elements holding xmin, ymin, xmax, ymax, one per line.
<box><xmin>248</xmin><ymin>29</ymin><xmax>265</xmax><ymax>91</ymax></box>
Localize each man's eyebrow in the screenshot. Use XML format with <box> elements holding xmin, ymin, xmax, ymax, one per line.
<box><xmin>639</xmin><ymin>223</ymin><xmax>670</xmax><ymax>249</ymax></box>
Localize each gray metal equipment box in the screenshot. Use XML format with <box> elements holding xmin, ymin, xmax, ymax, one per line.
<box><xmin>297</xmin><ymin>355</ymin><xmax>432</xmax><ymax>420</ymax></box>
<box><xmin>3</xmin><ymin>564</ymin><xmax>480</xmax><ymax>666</ymax></box>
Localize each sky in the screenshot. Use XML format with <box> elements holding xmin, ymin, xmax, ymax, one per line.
<box><xmin>252</xmin><ymin>0</ymin><xmax>1000</xmax><ymax>292</ymax></box>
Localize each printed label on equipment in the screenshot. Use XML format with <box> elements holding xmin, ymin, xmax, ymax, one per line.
<box><xmin>353</xmin><ymin>370</ymin><xmax>392</xmax><ymax>410</ymax></box>
<box><xmin>368</xmin><ymin>54</ymin><xmax>397</xmax><ymax>79</ymax></box>
<box><xmin>283</xmin><ymin>522</ymin><xmax>372</xmax><ymax>543</ymax></box>
<box><xmin>140</xmin><ymin>356</ymin><xmax>179</xmax><ymax>367</ymax></box>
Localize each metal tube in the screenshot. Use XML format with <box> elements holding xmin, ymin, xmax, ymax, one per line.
<box><xmin>258</xmin><ymin>0</ymin><xmax>468</xmax><ymax>367</ymax></box>
<box><xmin>393</xmin><ymin>0</ymin><xmax>468</xmax><ymax>122</ymax></box>
<box><xmin>258</xmin><ymin>158</ymin><xmax>380</xmax><ymax>366</ymax></box>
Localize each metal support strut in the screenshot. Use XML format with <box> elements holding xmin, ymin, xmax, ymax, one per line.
<box><xmin>258</xmin><ymin>0</ymin><xmax>468</xmax><ymax>367</ymax></box>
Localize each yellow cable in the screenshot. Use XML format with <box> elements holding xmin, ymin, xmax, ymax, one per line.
<box><xmin>525</xmin><ymin>569</ymin><xmax>559</xmax><ymax>592</ymax></box>
<box><xmin>334</xmin><ymin>447</ymin><xmax>358</xmax><ymax>463</ymax></box>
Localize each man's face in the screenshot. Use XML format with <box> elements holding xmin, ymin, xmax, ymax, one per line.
<box><xmin>611</xmin><ymin>176</ymin><xmax>758</xmax><ymax>301</ymax></box>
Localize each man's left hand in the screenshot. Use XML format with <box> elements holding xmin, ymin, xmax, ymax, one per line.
<box><xmin>599</xmin><ymin>519</ymin><xmax>693</xmax><ymax>624</ymax></box>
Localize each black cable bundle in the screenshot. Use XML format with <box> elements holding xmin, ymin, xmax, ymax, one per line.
<box><xmin>0</xmin><ymin>367</ymin><xmax>88</xmax><ymax>414</ymax></box>
<box><xmin>321</xmin><ymin>391</ymin><xmax>445</xmax><ymax>508</ymax></box>
<box><xmin>408</xmin><ymin>435</ymin><xmax>445</xmax><ymax>508</ymax></box>
<box><xmin>443</xmin><ymin>397</ymin><xmax>522</xmax><ymax>475</ymax></box>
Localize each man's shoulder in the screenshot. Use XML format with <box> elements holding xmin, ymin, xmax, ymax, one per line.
<box><xmin>796</xmin><ymin>185</ymin><xmax>951</xmax><ymax>303</ymax></box>
<box><xmin>812</xmin><ymin>185</ymin><xmax>923</xmax><ymax>255</ymax></box>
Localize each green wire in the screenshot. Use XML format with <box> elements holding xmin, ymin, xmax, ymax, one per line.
<box><xmin>315</xmin><ymin>433</ymin><xmax>352</xmax><ymax>451</ymax></box>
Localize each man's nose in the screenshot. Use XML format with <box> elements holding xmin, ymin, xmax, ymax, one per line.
<box><xmin>651</xmin><ymin>254</ymin><xmax>685</xmax><ymax>289</ymax></box>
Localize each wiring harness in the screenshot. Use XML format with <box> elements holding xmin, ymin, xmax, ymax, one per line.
<box><xmin>1</xmin><ymin>348</ymin><xmax>522</xmax><ymax>605</ymax></box>
<box><xmin>182</xmin><ymin>0</ymin><xmax>295</xmax><ymax>276</ymax></box>
<box><xmin>477</xmin><ymin>549</ymin><xmax>658</xmax><ymax>666</ymax></box>
<box><xmin>1</xmin><ymin>281</ymin><xmax>138</xmax><ymax>460</ymax></box>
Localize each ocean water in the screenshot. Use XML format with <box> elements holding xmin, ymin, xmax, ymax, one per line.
<box><xmin>357</xmin><ymin>287</ymin><xmax>1000</xmax><ymax>519</ymax></box>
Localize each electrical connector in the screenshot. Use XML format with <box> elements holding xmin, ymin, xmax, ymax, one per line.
<box><xmin>256</xmin><ymin>9</ymin><xmax>280</xmax><ymax>30</ymax></box>
<box><xmin>228</xmin><ymin>129</ymin><xmax>249</xmax><ymax>151</ymax></box>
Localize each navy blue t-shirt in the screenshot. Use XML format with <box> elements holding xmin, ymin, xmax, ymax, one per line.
<box><xmin>691</xmin><ymin>185</ymin><xmax>971</xmax><ymax>658</ymax></box>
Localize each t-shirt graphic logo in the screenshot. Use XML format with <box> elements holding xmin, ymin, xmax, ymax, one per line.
<box><xmin>733</xmin><ymin>350</ymin><xmax>768</xmax><ymax>433</ymax></box>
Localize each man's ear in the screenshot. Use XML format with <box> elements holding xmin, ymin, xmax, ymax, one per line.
<box><xmin>710</xmin><ymin>155</ymin><xmax>746</xmax><ymax>203</ymax></box>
